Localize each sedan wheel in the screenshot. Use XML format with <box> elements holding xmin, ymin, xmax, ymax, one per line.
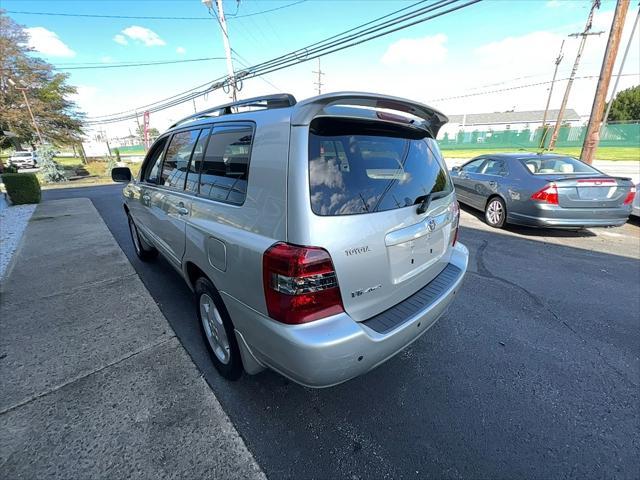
<box><xmin>485</xmin><ymin>197</ymin><xmax>507</xmax><ymax>228</ymax></box>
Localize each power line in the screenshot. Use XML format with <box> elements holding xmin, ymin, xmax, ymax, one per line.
<box><xmin>427</xmin><ymin>73</ymin><xmax>638</xmax><ymax>103</ymax></box>
<box><xmin>86</xmin><ymin>0</ymin><xmax>481</xmax><ymax>124</ymax></box>
<box><xmin>5</xmin><ymin>1</ymin><xmax>308</xmax><ymax>21</ymax></box>
<box><xmin>53</xmin><ymin>57</ymin><xmax>230</xmax><ymax>71</ymax></box>
<box><xmin>227</xmin><ymin>1</ymin><xmax>308</xmax><ymax>19</ymax></box>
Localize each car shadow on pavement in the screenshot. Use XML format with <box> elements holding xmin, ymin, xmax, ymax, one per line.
<box><xmin>459</xmin><ymin>203</ymin><xmax>599</xmax><ymax>238</ymax></box>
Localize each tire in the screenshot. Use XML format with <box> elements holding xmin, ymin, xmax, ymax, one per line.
<box><xmin>127</xmin><ymin>214</ymin><xmax>157</xmax><ymax>261</ymax></box>
<box><xmin>485</xmin><ymin>197</ymin><xmax>507</xmax><ymax>228</ymax></box>
<box><xmin>195</xmin><ymin>277</ymin><xmax>243</xmax><ymax>381</ymax></box>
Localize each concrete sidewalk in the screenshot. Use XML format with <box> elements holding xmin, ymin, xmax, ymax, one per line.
<box><xmin>0</xmin><ymin>198</ymin><xmax>264</xmax><ymax>479</ymax></box>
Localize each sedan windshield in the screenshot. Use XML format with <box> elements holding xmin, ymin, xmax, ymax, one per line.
<box><xmin>520</xmin><ymin>156</ymin><xmax>600</xmax><ymax>175</ymax></box>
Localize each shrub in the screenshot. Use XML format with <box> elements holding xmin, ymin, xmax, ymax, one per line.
<box><xmin>36</xmin><ymin>145</ymin><xmax>66</xmax><ymax>183</ymax></box>
<box><xmin>2</xmin><ymin>173</ymin><xmax>41</xmax><ymax>204</ymax></box>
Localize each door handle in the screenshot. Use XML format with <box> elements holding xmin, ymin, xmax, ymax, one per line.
<box><xmin>176</xmin><ymin>202</ymin><xmax>189</xmax><ymax>216</ymax></box>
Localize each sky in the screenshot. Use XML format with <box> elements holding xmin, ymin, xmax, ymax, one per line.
<box><xmin>4</xmin><ymin>0</ymin><xmax>640</xmax><ymax>137</ymax></box>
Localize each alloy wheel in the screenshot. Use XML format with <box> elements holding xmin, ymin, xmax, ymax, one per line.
<box><xmin>199</xmin><ymin>293</ymin><xmax>231</xmax><ymax>365</ymax></box>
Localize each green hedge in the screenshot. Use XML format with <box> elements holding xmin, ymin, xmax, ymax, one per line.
<box><xmin>2</xmin><ymin>173</ymin><xmax>41</xmax><ymax>205</ymax></box>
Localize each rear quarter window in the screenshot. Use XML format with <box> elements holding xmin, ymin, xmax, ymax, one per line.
<box><xmin>309</xmin><ymin>118</ymin><xmax>452</xmax><ymax>216</ymax></box>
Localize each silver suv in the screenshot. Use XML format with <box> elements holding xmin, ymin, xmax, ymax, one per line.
<box><xmin>112</xmin><ymin>92</ymin><xmax>468</xmax><ymax>387</ymax></box>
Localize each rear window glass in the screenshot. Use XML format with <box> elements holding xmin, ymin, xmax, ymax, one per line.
<box><xmin>309</xmin><ymin>119</ymin><xmax>452</xmax><ymax>216</ymax></box>
<box><xmin>520</xmin><ymin>156</ymin><xmax>600</xmax><ymax>175</ymax></box>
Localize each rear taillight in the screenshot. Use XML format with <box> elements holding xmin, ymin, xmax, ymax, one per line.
<box><xmin>262</xmin><ymin>242</ymin><xmax>344</xmax><ymax>325</ymax></box>
<box><xmin>531</xmin><ymin>183</ymin><xmax>559</xmax><ymax>205</ymax></box>
<box><xmin>623</xmin><ymin>185</ymin><xmax>636</xmax><ymax>205</ymax></box>
<box><xmin>451</xmin><ymin>200</ymin><xmax>460</xmax><ymax>246</ymax></box>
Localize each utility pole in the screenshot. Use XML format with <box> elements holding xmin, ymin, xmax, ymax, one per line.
<box><xmin>581</xmin><ymin>0</ymin><xmax>631</xmax><ymax>164</ymax></box>
<box><xmin>539</xmin><ymin>40</ymin><xmax>565</xmax><ymax>149</ymax></box>
<box><xmin>313</xmin><ymin>57</ymin><xmax>325</xmax><ymax>95</ymax></box>
<box><xmin>203</xmin><ymin>0</ymin><xmax>237</xmax><ymax>102</ymax></box>
<box><xmin>600</xmin><ymin>6</ymin><xmax>639</xmax><ymax>135</ymax></box>
<box><xmin>548</xmin><ymin>0</ymin><xmax>603</xmax><ymax>150</ymax></box>
<box><xmin>8</xmin><ymin>78</ymin><xmax>44</xmax><ymax>144</ymax></box>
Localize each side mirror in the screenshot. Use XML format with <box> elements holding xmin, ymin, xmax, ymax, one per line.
<box><xmin>451</xmin><ymin>166</ymin><xmax>460</xmax><ymax>172</ymax></box>
<box><xmin>111</xmin><ymin>167</ymin><xmax>132</xmax><ymax>183</ymax></box>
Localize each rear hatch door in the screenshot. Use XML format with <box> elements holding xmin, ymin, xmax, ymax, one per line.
<box><xmin>299</xmin><ymin>116</ymin><xmax>457</xmax><ymax>322</ymax></box>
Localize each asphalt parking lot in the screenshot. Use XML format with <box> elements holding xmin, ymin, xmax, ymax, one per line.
<box><xmin>44</xmin><ymin>184</ymin><xmax>640</xmax><ymax>479</ymax></box>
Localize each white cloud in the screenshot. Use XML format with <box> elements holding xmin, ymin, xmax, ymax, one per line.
<box><xmin>113</xmin><ymin>34</ymin><xmax>128</xmax><ymax>46</ymax></box>
<box><xmin>176</xmin><ymin>46</ymin><xmax>186</xmax><ymax>55</ymax></box>
<box><xmin>119</xmin><ymin>26</ymin><xmax>166</xmax><ymax>47</ymax></box>
<box><xmin>25</xmin><ymin>27</ymin><xmax>76</xmax><ymax>57</ymax></box>
<box><xmin>381</xmin><ymin>34</ymin><xmax>448</xmax><ymax>66</ymax></box>
<box><xmin>101</xmin><ymin>56</ymin><xmax>114</xmax><ymax>63</ymax></box>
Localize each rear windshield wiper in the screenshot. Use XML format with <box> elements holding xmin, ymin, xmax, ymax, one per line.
<box><xmin>415</xmin><ymin>190</ymin><xmax>449</xmax><ymax>215</ymax></box>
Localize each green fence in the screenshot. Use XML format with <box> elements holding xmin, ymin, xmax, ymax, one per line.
<box><xmin>438</xmin><ymin>122</ymin><xmax>640</xmax><ymax>150</ymax></box>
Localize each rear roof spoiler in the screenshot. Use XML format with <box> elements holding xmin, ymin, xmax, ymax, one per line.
<box><xmin>290</xmin><ymin>92</ymin><xmax>448</xmax><ymax>137</ymax></box>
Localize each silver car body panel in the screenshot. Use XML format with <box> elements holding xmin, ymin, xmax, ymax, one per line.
<box><xmin>121</xmin><ymin>92</ymin><xmax>468</xmax><ymax>387</ymax></box>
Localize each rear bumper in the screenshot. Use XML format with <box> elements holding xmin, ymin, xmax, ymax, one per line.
<box><xmin>509</xmin><ymin>204</ymin><xmax>631</xmax><ymax>228</ymax></box>
<box><xmin>224</xmin><ymin>242</ymin><xmax>468</xmax><ymax>388</ymax></box>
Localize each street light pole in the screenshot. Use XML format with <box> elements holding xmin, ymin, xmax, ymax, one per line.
<box><xmin>8</xmin><ymin>78</ymin><xmax>44</xmax><ymax>144</ymax></box>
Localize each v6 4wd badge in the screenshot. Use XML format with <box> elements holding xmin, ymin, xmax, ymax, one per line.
<box><xmin>351</xmin><ymin>284</ymin><xmax>382</xmax><ymax>298</ymax></box>
<box><xmin>345</xmin><ymin>246</ymin><xmax>371</xmax><ymax>256</ymax></box>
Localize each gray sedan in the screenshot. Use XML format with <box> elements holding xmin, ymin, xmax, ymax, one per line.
<box><xmin>450</xmin><ymin>153</ymin><xmax>635</xmax><ymax>229</ymax></box>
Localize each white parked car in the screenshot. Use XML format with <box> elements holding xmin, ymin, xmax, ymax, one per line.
<box><xmin>9</xmin><ymin>151</ymin><xmax>37</xmax><ymax>169</ymax></box>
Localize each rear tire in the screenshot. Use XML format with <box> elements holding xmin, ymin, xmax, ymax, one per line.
<box><xmin>485</xmin><ymin>197</ymin><xmax>507</xmax><ymax>228</ymax></box>
<box><xmin>127</xmin><ymin>214</ymin><xmax>157</xmax><ymax>261</ymax></box>
<box><xmin>195</xmin><ymin>277</ymin><xmax>243</xmax><ymax>381</ymax></box>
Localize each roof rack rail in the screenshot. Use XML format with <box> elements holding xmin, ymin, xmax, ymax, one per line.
<box><xmin>170</xmin><ymin>93</ymin><xmax>297</xmax><ymax>129</ymax></box>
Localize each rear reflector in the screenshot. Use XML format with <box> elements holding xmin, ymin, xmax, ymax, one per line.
<box><xmin>531</xmin><ymin>183</ymin><xmax>559</xmax><ymax>205</ymax></box>
<box><xmin>451</xmin><ymin>200</ymin><xmax>460</xmax><ymax>246</ymax></box>
<box><xmin>623</xmin><ymin>185</ymin><xmax>636</xmax><ymax>205</ymax></box>
<box><xmin>263</xmin><ymin>243</ymin><xmax>344</xmax><ymax>324</ymax></box>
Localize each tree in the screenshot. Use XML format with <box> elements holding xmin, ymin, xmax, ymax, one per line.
<box><xmin>607</xmin><ymin>85</ymin><xmax>640</xmax><ymax>122</ymax></box>
<box><xmin>135</xmin><ymin>125</ymin><xmax>160</xmax><ymax>142</ymax></box>
<box><xmin>0</xmin><ymin>11</ymin><xmax>84</xmax><ymax>148</ymax></box>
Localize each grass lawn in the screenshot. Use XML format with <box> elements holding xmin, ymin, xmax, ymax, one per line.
<box><xmin>440</xmin><ymin>146</ymin><xmax>640</xmax><ymax>161</ymax></box>
<box><xmin>36</xmin><ymin>157</ymin><xmax>142</xmax><ymax>189</ymax></box>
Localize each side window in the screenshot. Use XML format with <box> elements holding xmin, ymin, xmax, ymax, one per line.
<box><xmin>460</xmin><ymin>158</ymin><xmax>485</xmax><ymax>173</ymax></box>
<box><xmin>481</xmin><ymin>158</ymin><xmax>507</xmax><ymax>176</ymax></box>
<box><xmin>185</xmin><ymin>128</ymin><xmax>210</xmax><ymax>193</ymax></box>
<box><xmin>143</xmin><ymin>137</ymin><xmax>168</xmax><ymax>184</ymax></box>
<box><xmin>160</xmin><ymin>129</ymin><xmax>201</xmax><ymax>189</ymax></box>
<box><xmin>198</xmin><ymin>126</ymin><xmax>253</xmax><ymax>205</ymax></box>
